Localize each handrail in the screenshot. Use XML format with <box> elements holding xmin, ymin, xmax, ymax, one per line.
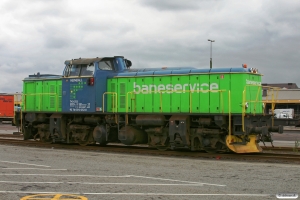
<box><xmin>262</xmin><ymin>86</ymin><xmax>280</xmax><ymax>112</ymax></box>
<box><xmin>263</xmin><ymin>86</ymin><xmax>280</xmax><ymax>101</ymax></box>
<box><xmin>242</xmin><ymin>90</ymin><xmax>246</xmax><ymax>132</ymax></box>
<box><xmin>242</xmin><ymin>85</ymin><xmax>264</xmax><ymax>132</ymax></box>
<box><xmin>228</xmin><ymin>90</ymin><xmax>232</xmax><ymax>141</ymax></box>
<box><xmin>242</xmin><ymin>85</ymin><xmax>280</xmax><ymax>132</ymax></box>
<box><xmin>126</xmin><ymin>91</ymin><xmax>164</xmax><ymax>113</ymax></box>
<box><xmin>126</xmin><ymin>89</ymin><xmax>227</xmax><ymax>113</ymax></box>
<box><xmin>261</xmin><ymin>86</ymin><xmax>281</xmax><ymax>127</ymax></box>
<box><xmin>102</xmin><ymin>92</ymin><xmax>117</xmax><ymax>113</ymax></box>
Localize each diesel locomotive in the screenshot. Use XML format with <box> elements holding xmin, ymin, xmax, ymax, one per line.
<box><xmin>18</xmin><ymin>56</ymin><xmax>283</xmax><ymax>153</ymax></box>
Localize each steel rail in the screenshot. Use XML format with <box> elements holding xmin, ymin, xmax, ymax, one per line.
<box><xmin>0</xmin><ymin>138</ymin><xmax>299</xmax><ymax>164</ymax></box>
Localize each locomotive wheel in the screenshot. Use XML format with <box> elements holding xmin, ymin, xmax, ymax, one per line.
<box><xmin>77</xmin><ymin>138</ymin><xmax>90</xmax><ymax>146</ymax></box>
<box><xmin>33</xmin><ymin>133</ymin><xmax>42</xmax><ymax>141</ymax></box>
<box><xmin>78</xmin><ymin>140</ymin><xmax>89</xmax><ymax>146</ymax></box>
<box><xmin>93</xmin><ymin>125</ymin><xmax>108</xmax><ymax>146</ymax></box>
<box><xmin>156</xmin><ymin>145</ymin><xmax>169</xmax><ymax>151</ymax></box>
<box><xmin>203</xmin><ymin>148</ymin><xmax>217</xmax><ymax>153</ymax></box>
<box><xmin>39</xmin><ymin>136</ymin><xmax>52</xmax><ymax>143</ymax></box>
<box><xmin>203</xmin><ymin>147</ymin><xmax>227</xmax><ymax>154</ymax></box>
<box><xmin>155</xmin><ymin>138</ymin><xmax>170</xmax><ymax>151</ymax></box>
<box><xmin>97</xmin><ymin>141</ymin><xmax>108</xmax><ymax>146</ymax></box>
<box><xmin>76</xmin><ymin>132</ymin><xmax>93</xmax><ymax>146</ymax></box>
<box><xmin>23</xmin><ymin>125</ymin><xmax>33</xmax><ymax>140</ymax></box>
<box><xmin>204</xmin><ymin>141</ymin><xmax>228</xmax><ymax>153</ymax></box>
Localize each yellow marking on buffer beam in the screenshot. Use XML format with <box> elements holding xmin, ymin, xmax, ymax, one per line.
<box><xmin>226</xmin><ymin>135</ymin><xmax>262</xmax><ymax>153</ymax></box>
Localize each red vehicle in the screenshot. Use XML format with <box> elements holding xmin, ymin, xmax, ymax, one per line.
<box><xmin>0</xmin><ymin>94</ymin><xmax>14</xmax><ymax>123</ymax></box>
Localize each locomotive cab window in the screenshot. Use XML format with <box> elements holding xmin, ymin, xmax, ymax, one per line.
<box><xmin>68</xmin><ymin>65</ymin><xmax>81</xmax><ymax>76</ymax></box>
<box><xmin>98</xmin><ymin>60</ymin><xmax>114</xmax><ymax>70</ymax></box>
<box><xmin>80</xmin><ymin>63</ymin><xmax>95</xmax><ymax>76</ymax></box>
<box><xmin>66</xmin><ymin>64</ymin><xmax>95</xmax><ymax>77</ymax></box>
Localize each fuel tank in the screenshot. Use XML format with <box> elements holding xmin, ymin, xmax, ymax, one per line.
<box><xmin>93</xmin><ymin>125</ymin><xmax>107</xmax><ymax>145</ymax></box>
<box><xmin>118</xmin><ymin>126</ymin><xmax>147</xmax><ymax>145</ymax></box>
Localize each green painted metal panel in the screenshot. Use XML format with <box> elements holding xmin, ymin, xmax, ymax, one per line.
<box><xmin>117</xmin><ymin>78</ymin><xmax>127</xmax><ymax>113</ymax></box>
<box><xmin>209</xmin><ymin>74</ymin><xmax>220</xmax><ymax>113</ymax></box>
<box><xmin>35</xmin><ymin>81</ymin><xmax>43</xmax><ymax>110</ymax></box>
<box><xmin>23</xmin><ymin>81</ymin><xmax>36</xmax><ymax>111</ymax></box>
<box><xmin>107</xmin><ymin>71</ymin><xmax>264</xmax><ymax>115</ymax></box>
<box><xmin>49</xmin><ymin>81</ymin><xmax>57</xmax><ymax>111</ymax></box>
<box><xmin>42</xmin><ymin>81</ymin><xmax>52</xmax><ymax>111</ymax></box>
<box><xmin>160</xmin><ymin>76</ymin><xmax>171</xmax><ymax>113</ymax></box>
<box><xmin>151</xmin><ymin>76</ymin><xmax>159</xmax><ymax>113</ymax></box>
<box><xmin>217</xmin><ymin>73</ymin><xmax>230</xmax><ymax>113</ymax></box>
<box><xmin>245</xmin><ymin>74</ymin><xmax>252</xmax><ymax>114</ymax></box>
<box><xmin>180</xmin><ymin>76</ymin><xmax>190</xmax><ymax>113</ymax></box>
<box><xmin>106</xmin><ymin>78</ymin><xmax>118</xmax><ymax>112</ymax></box>
<box><xmin>41</xmin><ymin>80</ymin><xmax>62</xmax><ymax>112</ymax></box>
<box><xmin>254</xmin><ymin>74</ymin><xmax>263</xmax><ymax>114</ymax></box>
<box><xmin>126</xmin><ymin>78</ymin><xmax>135</xmax><ymax>112</ymax></box>
<box><xmin>152</xmin><ymin>77</ymin><xmax>161</xmax><ymax>113</ymax></box>
<box><xmin>134</xmin><ymin>77</ymin><xmax>144</xmax><ymax>112</ymax></box>
<box><xmin>171</xmin><ymin>76</ymin><xmax>181</xmax><ymax>113</ymax></box>
<box><xmin>190</xmin><ymin>75</ymin><xmax>200</xmax><ymax>113</ymax></box>
<box><xmin>230</xmin><ymin>74</ymin><xmax>245</xmax><ymax>113</ymax></box>
<box><xmin>23</xmin><ymin>79</ymin><xmax>62</xmax><ymax>112</ymax></box>
<box><xmin>198</xmin><ymin>75</ymin><xmax>210</xmax><ymax>113</ymax></box>
<box><xmin>246</xmin><ymin>74</ymin><xmax>263</xmax><ymax>114</ymax></box>
<box><xmin>57</xmin><ymin>81</ymin><xmax>62</xmax><ymax>111</ymax></box>
<box><xmin>143</xmin><ymin>77</ymin><xmax>153</xmax><ymax>113</ymax></box>
<box><xmin>42</xmin><ymin>81</ymin><xmax>49</xmax><ymax>111</ymax></box>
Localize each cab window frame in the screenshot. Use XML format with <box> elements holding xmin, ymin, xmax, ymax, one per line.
<box><xmin>65</xmin><ymin>63</ymin><xmax>95</xmax><ymax>77</ymax></box>
<box><xmin>98</xmin><ymin>60</ymin><xmax>114</xmax><ymax>71</ymax></box>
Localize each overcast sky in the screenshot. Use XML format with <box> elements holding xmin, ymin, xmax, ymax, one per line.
<box><xmin>1</xmin><ymin>0</ymin><xmax>299</xmax><ymax>93</ymax></box>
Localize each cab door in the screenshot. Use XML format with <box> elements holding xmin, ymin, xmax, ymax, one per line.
<box><xmin>62</xmin><ymin>64</ymin><xmax>95</xmax><ymax>113</ymax></box>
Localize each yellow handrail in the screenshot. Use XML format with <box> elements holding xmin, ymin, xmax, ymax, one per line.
<box><xmin>261</xmin><ymin>86</ymin><xmax>281</xmax><ymax>127</ymax></box>
<box><xmin>228</xmin><ymin>90</ymin><xmax>232</xmax><ymax>140</ymax></box>
<box><xmin>126</xmin><ymin>89</ymin><xmax>227</xmax><ymax>113</ymax></box>
<box><xmin>102</xmin><ymin>92</ymin><xmax>118</xmax><ymax>113</ymax></box>
<box><xmin>242</xmin><ymin>85</ymin><xmax>266</xmax><ymax>132</ymax></box>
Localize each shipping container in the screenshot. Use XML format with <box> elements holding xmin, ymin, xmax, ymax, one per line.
<box><xmin>0</xmin><ymin>94</ymin><xmax>14</xmax><ymax>122</ymax></box>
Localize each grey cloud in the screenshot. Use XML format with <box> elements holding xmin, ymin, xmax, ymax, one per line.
<box><xmin>78</xmin><ymin>20</ymin><xmax>135</xmax><ymax>35</ymax></box>
<box><xmin>44</xmin><ymin>36</ymin><xmax>71</xmax><ymax>49</ymax></box>
<box><xmin>1</xmin><ymin>0</ymin><xmax>300</xmax><ymax>93</ymax></box>
<box><xmin>139</xmin><ymin>0</ymin><xmax>203</xmax><ymax>11</ymax></box>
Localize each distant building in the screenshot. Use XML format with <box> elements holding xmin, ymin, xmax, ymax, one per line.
<box><xmin>262</xmin><ymin>83</ymin><xmax>298</xmax><ymax>89</ymax></box>
<box><xmin>262</xmin><ymin>83</ymin><xmax>300</xmax><ymax>118</ymax></box>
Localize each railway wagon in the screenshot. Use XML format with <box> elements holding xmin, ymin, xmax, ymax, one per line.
<box><xmin>0</xmin><ymin>93</ymin><xmax>21</xmax><ymax>123</ymax></box>
<box><xmin>20</xmin><ymin>56</ymin><xmax>282</xmax><ymax>153</ymax></box>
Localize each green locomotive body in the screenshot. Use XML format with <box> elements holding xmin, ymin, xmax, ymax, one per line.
<box><xmin>106</xmin><ymin>70</ymin><xmax>263</xmax><ymax>114</ymax></box>
<box><xmin>23</xmin><ymin>75</ymin><xmax>62</xmax><ymax>112</ymax></box>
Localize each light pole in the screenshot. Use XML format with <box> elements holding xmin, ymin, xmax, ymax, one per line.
<box><xmin>208</xmin><ymin>39</ymin><xmax>215</xmax><ymax>69</ymax></box>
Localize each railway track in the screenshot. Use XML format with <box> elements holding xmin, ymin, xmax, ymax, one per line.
<box><xmin>262</xmin><ymin>146</ymin><xmax>300</xmax><ymax>152</ymax></box>
<box><xmin>0</xmin><ymin>136</ymin><xmax>299</xmax><ymax>164</ymax></box>
<box><xmin>0</xmin><ymin>133</ymin><xmax>23</xmax><ymax>138</ymax></box>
